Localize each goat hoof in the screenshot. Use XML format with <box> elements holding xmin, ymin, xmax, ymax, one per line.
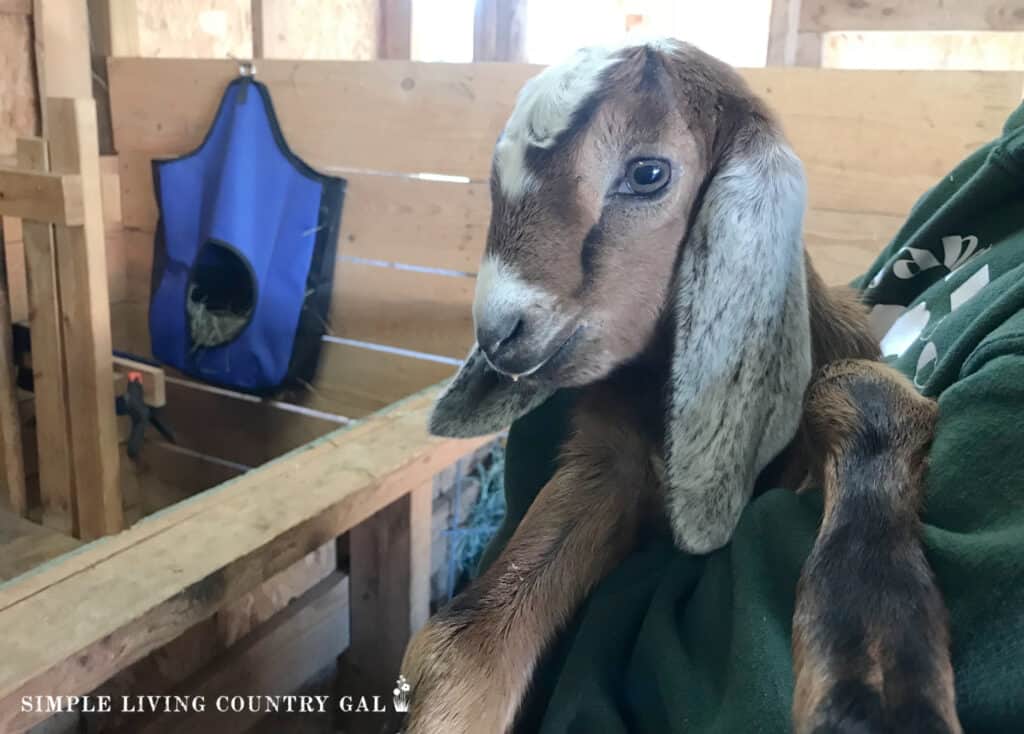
<box><xmin>399</xmin><ymin>614</ymin><xmax>517</xmax><ymax>734</ymax></box>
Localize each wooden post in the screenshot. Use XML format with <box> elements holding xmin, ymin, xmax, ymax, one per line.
<box><xmin>378</xmin><ymin>0</ymin><xmax>412</xmax><ymax>59</ymax></box>
<box><xmin>344</xmin><ymin>482</ymin><xmax>431</xmax><ymax>730</ymax></box>
<box><xmin>32</xmin><ymin>0</ymin><xmax>93</xmax><ymax>134</ymax></box>
<box><xmin>0</xmin><ymin>225</ymin><xmax>28</xmax><ymax>516</ymax></box>
<box><xmin>87</xmin><ymin>0</ymin><xmax>140</xmax><ymax>154</ymax></box>
<box><xmin>251</xmin><ymin>0</ymin><xmax>266</xmax><ymax>59</ymax></box>
<box><xmin>17</xmin><ymin>137</ymin><xmax>77</xmax><ymax>534</ymax></box>
<box><xmin>474</xmin><ymin>0</ymin><xmax>527</xmax><ymax>62</ymax></box>
<box><xmin>46</xmin><ymin>97</ymin><xmax>123</xmax><ymax>539</ymax></box>
<box><xmin>767</xmin><ymin>0</ymin><xmax>821</xmax><ymax>67</ymax></box>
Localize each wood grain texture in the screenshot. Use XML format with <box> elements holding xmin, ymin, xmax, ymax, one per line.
<box><xmin>0</xmin><ymin>13</ymin><xmax>38</xmax><ymax>157</ymax></box>
<box><xmin>378</xmin><ymin>0</ymin><xmax>411</xmax><ymax>59</ymax></box>
<box><xmin>135</xmin><ymin>574</ymin><xmax>350</xmax><ymax>734</ymax></box>
<box><xmin>108</xmin><ymin>60</ymin><xmax>1024</xmax><ymax>215</ymax></box>
<box><xmin>330</xmin><ymin>264</ymin><xmax>475</xmax><ymax>358</ymax></box>
<box><xmin>292</xmin><ymin>341</ymin><xmax>456</xmax><ymax>418</ymax></box>
<box><xmin>0</xmin><ymin>386</ymin><xmax>490</xmax><ymax>733</ymax></box>
<box><xmin>345</xmin><ymin>483</ymin><xmax>430</xmax><ymax>732</ymax></box>
<box><xmin>0</xmin><ymin>508</ymin><xmax>79</xmax><ymax>582</ymax></box>
<box><xmin>0</xmin><ymin>168</ymin><xmax>84</xmax><ymax>225</ymax></box>
<box><xmin>46</xmin><ymin>98</ymin><xmax>123</xmax><ymax>540</ymax></box>
<box><xmin>17</xmin><ymin>137</ymin><xmax>76</xmax><ymax>535</ymax></box>
<box><xmin>801</xmin><ymin>0</ymin><xmax>1024</xmax><ymax>32</ymax></box>
<box><xmin>0</xmin><ymin>219</ymin><xmax>26</xmax><ymax>514</ymax></box>
<box><xmin>118</xmin><ymin>153</ymin><xmax>491</xmax><ymax>272</ymax></box>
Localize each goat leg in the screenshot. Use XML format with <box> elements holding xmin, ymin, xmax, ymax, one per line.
<box><xmin>792</xmin><ymin>360</ymin><xmax>961</xmax><ymax>734</ymax></box>
<box><xmin>400</xmin><ymin>392</ymin><xmax>657</xmax><ymax>734</ymax></box>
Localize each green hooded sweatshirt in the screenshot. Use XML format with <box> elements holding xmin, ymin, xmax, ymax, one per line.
<box><xmin>488</xmin><ymin>102</ymin><xmax>1024</xmax><ymax>733</ymax></box>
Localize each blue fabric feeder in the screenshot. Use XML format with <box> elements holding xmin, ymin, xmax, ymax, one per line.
<box><xmin>149</xmin><ymin>76</ymin><xmax>345</xmax><ymax>393</ymax></box>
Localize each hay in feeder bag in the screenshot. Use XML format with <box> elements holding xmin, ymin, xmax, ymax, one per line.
<box><xmin>149</xmin><ymin>75</ymin><xmax>345</xmax><ymax>393</ymax></box>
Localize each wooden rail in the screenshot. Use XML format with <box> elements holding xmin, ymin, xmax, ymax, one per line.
<box><xmin>0</xmin><ymin>385</ymin><xmax>490</xmax><ymax>733</ymax></box>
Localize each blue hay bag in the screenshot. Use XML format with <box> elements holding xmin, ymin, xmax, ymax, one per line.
<box><xmin>149</xmin><ymin>76</ymin><xmax>345</xmax><ymax>393</ymax></box>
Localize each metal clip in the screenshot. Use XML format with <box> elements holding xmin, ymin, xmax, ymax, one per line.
<box><xmin>239</xmin><ymin>60</ymin><xmax>256</xmax><ymax>78</ymax></box>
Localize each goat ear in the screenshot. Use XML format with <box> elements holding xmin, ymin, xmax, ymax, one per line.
<box><xmin>665</xmin><ymin>120</ymin><xmax>813</xmax><ymax>553</ymax></box>
<box><xmin>429</xmin><ymin>344</ymin><xmax>556</xmax><ymax>437</ymax></box>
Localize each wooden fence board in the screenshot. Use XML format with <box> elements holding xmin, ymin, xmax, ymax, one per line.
<box><xmin>800</xmin><ymin>0</ymin><xmax>1024</xmax><ymax>33</ymax></box>
<box><xmin>0</xmin><ymin>387</ymin><xmax>489</xmax><ymax>733</ymax></box>
<box><xmin>118</xmin><ymin>152</ymin><xmax>491</xmax><ymax>273</ymax></box>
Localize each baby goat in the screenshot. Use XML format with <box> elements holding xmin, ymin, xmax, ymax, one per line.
<box><xmin>401</xmin><ymin>41</ymin><xmax>961</xmax><ymax>734</ymax></box>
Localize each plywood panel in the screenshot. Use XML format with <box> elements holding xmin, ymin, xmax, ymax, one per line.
<box><xmin>136</xmin><ymin>0</ymin><xmax>252</xmax><ymax>59</ymax></box>
<box><xmin>801</xmin><ymin>0</ymin><xmax>1024</xmax><ymax>32</ymax></box>
<box><xmin>257</xmin><ymin>0</ymin><xmax>378</xmax><ymax>60</ymax></box>
<box><xmin>0</xmin><ymin>13</ymin><xmax>37</xmax><ymax>158</ymax></box>
<box><xmin>822</xmin><ymin>30</ymin><xmax>1024</xmax><ymax>71</ymax></box>
<box><xmin>109</xmin><ymin>60</ymin><xmax>1024</xmax><ymax>216</ymax></box>
<box><xmin>118</xmin><ymin>152</ymin><xmax>490</xmax><ymax>272</ymax></box>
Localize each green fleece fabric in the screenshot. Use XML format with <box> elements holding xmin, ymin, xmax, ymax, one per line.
<box><xmin>486</xmin><ymin>103</ymin><xmax>1024</xmax><ymax>733</ymax></box>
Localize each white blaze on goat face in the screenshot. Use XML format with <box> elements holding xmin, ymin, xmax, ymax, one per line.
<box><xmin>495</xmin><ymin>46</ymin><xmax>619</xmax><ymax>200</ymax></box>
<box><xmin>473</xmin><ymin>256</ymin><xmax>558</xmax><ymax>333</ymax></box>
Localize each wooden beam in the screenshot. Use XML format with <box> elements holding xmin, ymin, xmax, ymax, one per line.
<box><xmin>86</xmin><ymin>0</ymin><xmax>139</xmax><ymax>57</ymax></box>
<box><xmin>137</xmin><ymin>574</ymin><xmax>350</xmax><ymax>734</ymax></box>
<box><xmin>0</xmin><ymin>227</ymin><xmax>27</xmax><ymax>516</ymax></box>
<box><xmin>46</xmin><ymin>97</ymin><xmax>122</xmax><ymax>540</ymax></box>
<box><xmin>0</xmin><ymin>0</ymin><xmax>31</xmax><ymax>15</ymax></box>
<box><xmin>0</xmin><ymin>168</ymin><xmax>84</xmax><ymax>225</ymax></box>
<box><xmin>800</xmin><ymin>0</ymin><xmax>1024</xmax><ymax>33</ymax></box>
<box><xmin>347</xmin><ymin>481</ymin><xmax>431</xmax><ymax>690</ymax></box>
<box><xmin>87</xmin><ymin>0</ymin><xmax>140</xmax><ymax>155</ymax></box>
<box><xmin>474</xmin><ymin>0</ymin><xmax>527</xmax><ymax>62</ymax></box>
<box><xmin>32</xmin><ymin>0</ymin><xmax>92</xmax><ymax>136</ymax></box>
<box><xmin>0</xmin><ymin>386</ymin><xmax>489</xmax><ymax>733</ymax></box>
<box><xmin>17</xmin><ymin>137</ymin><xmax>76</xmax><ymax>535</ymax></box>
<box><xmin>378</xmin><ymin>0</ymin><xmax>412</xmax><ymax>59</ymax></box>
<box><xmin>767</xmin><ymin>0</ymin><xmax>804</xmax><ymax>65</ymax></box>
<box><xmin>251</xmin><ymin>0</ymin><xmax>266</xmax><ymax>59</ymax></box>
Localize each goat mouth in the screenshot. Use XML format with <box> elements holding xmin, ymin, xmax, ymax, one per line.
<box><xmin>488</xmin><ymin>323</ymin><xmax>584</xmax><ymax>382</ymax></box>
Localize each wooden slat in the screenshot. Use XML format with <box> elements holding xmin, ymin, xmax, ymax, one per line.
<box><xmin>800</xmin><ymin>0</ymin><xmax>1024</xmax><ymax>32</ymax></box>
<box><xmin>331</xmin><ymin>263</ymin><xmax>475</xmax><ymax>358</ymax></box>
<box><xmin>378</xmin><ymin>0</ymin><xmax>412</xmax><ymax>60</ymax></box>
<box><xmin>136</xmin><ymin>573</ymin><xmax>350</xmax><ymax>734</ymax></box>
<box><xmin>0</xmin><ymin>386</ymin><xmax>490</xmax><ymax>733</ymax></box>
<box><xmin>47</xmin><ymin>97</ymin><xmax>123</xmax><ymax>540</ymax></box>
<box><xmin>767</xmin><ymin>0</ymin><xmax>805</xmax><ymax>66</ymax></box>
<box><xmin>110</xmin><ymin>61</ymin><xmax>1024</xmax><ymax>217</ymax></box>
<box><xmin>474</xmin><ymin>0</ymin><xmax>528</xmax><ymax>62</ymax></box>
<box><xmin>17</xmin><ymin>137</ymin><xmax>76</xmax><ymax>535</ymax></box>
<box><xmin>0</xmin><ymin>0</ymin><xmax>31</xmax><ymax>15</ymax></box>
<box><xmin>155</xmin><ymin>341</ymin><xmax>454</xmax><ymax>468</ymax></box>
<box><xmin>0</xmin><ymin>509</ymin><xmax>79</xmax><ymax>582</ymax></box>
<box><xmin>0</xmin><ymin>221</ymin><xmax>27</xmax><ymax>515</ymax></box>
<box><xmin>109</xmin><ymin>58</ymin><xmax>536</xmax><ymax>179</ymax></box>
<box><xmin>294</xmin><ymin>342</ymin><xmax>456</xmax><ymax>418</ymax></box>
<box><xmin>118</xmin><ymin>153</ymin><xmax>491</xmax><ymax>273</ymax></box>
<box><xmin>0</xmin><ymin>168</ymin><xmax>83</xmax><ymax>225</ymax></box>
<box><xmin>804</xmin><ymin>208</ymin><xmax>903</xmax><ymax>284</ymax></box>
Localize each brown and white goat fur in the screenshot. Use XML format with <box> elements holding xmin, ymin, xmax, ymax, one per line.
<box><xmin>401</xmin><ymin>41</ymin><xmax>961</xmax><ymax>734</ymax></box>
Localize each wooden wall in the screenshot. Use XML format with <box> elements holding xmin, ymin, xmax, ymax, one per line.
<box><xmin>769</xmin><ymin>0</ymin><xmax>1024</xmax><ymax>67</ymax></box>
<box><xmin>107</xmin><ymin>59</ymin><xmax>1024</xmax><ymax>472</ymax></box>
<box><xmin>0</xmin><ymin>2</ymin><xmax>37</xmax><ymax>160</ymax></box>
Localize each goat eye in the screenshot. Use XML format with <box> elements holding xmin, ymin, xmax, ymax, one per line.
<box><xmin>618</xmin><ymin>159</ymin><xmax>671</xmax><ymax>196</ymax></box>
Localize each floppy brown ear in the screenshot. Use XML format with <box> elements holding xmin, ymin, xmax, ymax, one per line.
<box><xmin>665</xmin><ymin>115</ymin><xmax>813</xmax><ymax>553</ymax></box>
<box><xmin>429</xmin><ymin>344</ymin><xmax>556</xmax><ymax>437</ymax></box>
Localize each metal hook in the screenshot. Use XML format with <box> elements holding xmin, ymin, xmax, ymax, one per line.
<box><xmin>239</xmin><ymin>60</ymin><xmax>256</xmax><ymax>78</ymax></box>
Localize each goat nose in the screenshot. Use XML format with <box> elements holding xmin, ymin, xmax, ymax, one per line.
<box><xmin>478</xmin><ymin>314</ymin><xmax>524</xmax><ymax>360</ymax></box>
